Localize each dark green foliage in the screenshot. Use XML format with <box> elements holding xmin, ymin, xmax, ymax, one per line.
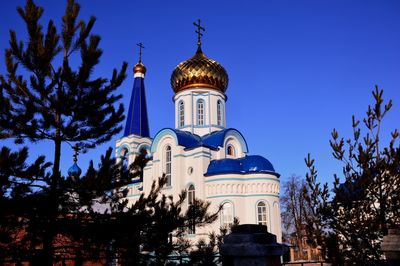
<box><xmin>0</xmin><ymin>1</ymin><xmax>220</xmax><ymax>265</ymax></box>
<box><xmin>0</xmin><ymin>146</ymin><xmax>219</xmax><ymax>264</ymax></box>
<box><xmin>0</xmin><ymin>147</ymin><xmax>51</xmax><ymax>261</ymax></box>
<box><xmin>304</xmin><ymin>86</ymin><xmax>400</xmax><ymax>265</ymax></box>
<box><xmin>0</xmin><ymin>0</ymin><xmax>126</xmax><ymax>150</ymax></box>
<box><xmin>188</xmin><ymin>234</ymin><xmax>219</xmax><ymax>266</ymax></box>
<box><xmin>188</xmin><ymin>219</ymin><xmax>238</xmax><ymax>266</ymax></box>
<box><xmin>0</xmin><ymin>1</ymin><xmax>126</xmax><ymax>264</ymax></box>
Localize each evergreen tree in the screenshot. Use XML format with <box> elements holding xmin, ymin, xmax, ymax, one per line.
<box><xmin>0</xmin><ymin>147</ymin><xmax>51</xmax><ymax>263</ymax></box>
<box><xmin>0</xmin><ymin>1</ymin><xmax>221</xmax><ymax>264</ymax></box>
<box><xmin>188</xmin><ymin>217</ymin><xmax>238</xmax><ymax>266</ymax></box>
<box><xmin>304</xmin><ymin>87</ymin><xmax>400</xmax><ymax>265</ymax></box>
<box><xmin>0</xmin><ymin>0</ymin><xmax>126</xmax><ymax>264</ymax></box>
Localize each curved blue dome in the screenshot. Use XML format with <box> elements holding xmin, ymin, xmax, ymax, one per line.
<box><xmin>205</xmin><ymin>155</ymin><xmax>278</xmax><ymax>176</ymax></box>
<box><xmin>68</xmin><ymin>162</ymin><xmax>82</xmax><ymax>178</ymax></box>
<box><xmin>206</xmin><ymin>158</ymin><xmax>242</xmax><ymax>175</ymax></box>
<box><xmin>242</xmin><ymin>155</ymin><xmax>275</xmax><ymax>173</ymax></box>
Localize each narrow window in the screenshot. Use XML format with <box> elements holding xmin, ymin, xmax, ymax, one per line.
<box><xmin>165</xmin><ymin>145</ymin><xmax>172</xmax><ymax>186</ymax></box>
<box><xmin>179</xmin><ymin>101</ymin><xmax>185</xmax><ymax>127</ymax></box>
<box><xmin>197</xmin><ymin>100</ymin><xmax>204</xmax><ymax>126</ymax></box>
<box><xmin>257</xmin><ymin>201</ymin><xmax>268</xmax><ymax>227</ymax></box>
<box><xmin>221</xmin><ymin>202</ymin><xmax>234</xmax><ymax>229</ymax></box>
<box><xmin>188</xmin><ymin>184</ymin><xmax>195</xmax><ymax>205</ymax></box>
<box><xmin>217</xmin><ymin>100</ymin><xmax>222</xmax><ymax>126</ymax></box>
<box><xmin>227</xmin><ymin>145</ymin><xmax>235</xmax><ymax>157</ymax></box>
<box><xmin>120</xmin><ymin>148</ymin><xmax>129</xmax><ymax>171</ymax></box>
<box><xmin>188</xmin><ymin>184</ymin><xmax>196</xmax><ymax>234</ymax></box>
<box><xmin>118</xmin><ymin>148</ymin><xmax>129</xmax><ymax>182</ymax></box>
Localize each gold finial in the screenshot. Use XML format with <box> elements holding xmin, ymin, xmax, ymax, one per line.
<box><xmin>193</xmin><ymin>19</ymin><xmax>205</xmax><ymax>51</ymax></box>
<box><xmin>137</xmin><ymin>42</ymin><xmax>145</xmax><ymax>63</ymax></box>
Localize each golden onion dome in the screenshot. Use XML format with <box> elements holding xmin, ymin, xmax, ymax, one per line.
<box><xmin>171</xmin><ymin>48</ymin><xmax>229</xmax><ymax>94</ymax></box>
<box><xmin>133</xmin><ymin>62</ymin><xmax>146</xmax><ymax>75</ymax></box>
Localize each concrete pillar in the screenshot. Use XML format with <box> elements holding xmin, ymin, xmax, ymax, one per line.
<box><xmin>381</xmin><ymin>228</ymin><xmax>400</xmax><ymax>266</ymax></box>
<box><xmin>220</xmin><ymin>224</ymin><xmax>287</xmax><ymax>266</ymax></box>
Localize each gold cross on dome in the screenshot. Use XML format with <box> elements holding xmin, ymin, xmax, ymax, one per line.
<box><xmin>193</xmin><ymin>19</ymin><xmax>205</xmax><ymax>47</ymax></box>
<box><xmin>137</xmin><ymin>42</ymin><xmax>145</xmax><ymax>62</ymax></box>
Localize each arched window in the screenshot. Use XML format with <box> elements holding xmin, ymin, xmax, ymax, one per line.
<box><xmin>139</xmin><ymin>145</ymin><xmax>152</xmax><ymax>159</ymax></box>
<box><xmin>120</xmin><ymin>148</ymin><xmax>129</xmax><ymax>171</ymax></box>
<box><xmin>179</xmin><ymin>101</ymin><xmax>185</xmax><ymax>127</ymax></box>
<box><xmin>217</xmin><ymin>100</ymin><xmax>222</xmax><ymax>126</ymax></box>
<box><xmin>188</xmin><ymin>184</ymin><xmax>196</xmax><ymax>234</ymax></box>
<box><xmin>197</xmin><ymin>100</ymin><xmax>205</xmax><ymax>125</ymax></box>
<box><xmin>257</xmin><ymin>201</ymin><xmax>268</xmax><ymax>227</ymax></box>
<box><xmin>188</xmin><ymin>184</ymin><xmax>195</xmax><ymax>205</ymax></box>
<box><xmin>227</xmin><ymin>145</ymin><xmax>235</xmax><ymax>157</ymax></box>
<box><xmin>221</xmin><ymin>202</ymin><xmax>234</xmax><ymax>229</ymax></box>
<box><xmin>165</xmin><ymin>145</ymin><xmax>172</xmax><ymax>186</ymax></box>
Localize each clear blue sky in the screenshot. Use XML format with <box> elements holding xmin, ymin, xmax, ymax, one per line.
<box><xmin>1</xmin><ymin>0</ymin><xmax>399</xmax><ymax>188</ymax></box>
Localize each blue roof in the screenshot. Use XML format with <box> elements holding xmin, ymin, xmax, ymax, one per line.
<box><xmin>124</xmin><ymin>76</ymin><xmax>150</xmax><ymax>137</ymax></box>
<box><xmin>202</xmin><ymin>128</ymin><xmax>248</xmax><ymax>152</ymax></box>
<box><xmin>205</xmin><ymin>155</ymin><xmax>278</xmax><ymax>176</ymax></box>
<box><xmin>173</xmin><ymin>130</ymin><xmax>202</xmax><ymax>149</ymax></box>
<box><xmin>151</xmin><ymin>128</ymin><xmax>248</xmax><ymax>153</ymax></box>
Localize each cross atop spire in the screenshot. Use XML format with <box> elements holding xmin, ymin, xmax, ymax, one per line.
<box><xmin>68</xmin><ymin>143</ymin><xmax>82</xmax><ymax>179</ymax></box>
<box><xmin>137</xmin><ymin>42</ymin><xmax>145</xmax><ymax>63</ymax></box>
<box><xmin>72</xmin><ymin>143</ymin><xmax>80</xmax><ymax>163</ymax></box>
<box><xmin>193</xmin><ymin>19</ymin><xmax>205</xmax><ymax>51</ymax></box>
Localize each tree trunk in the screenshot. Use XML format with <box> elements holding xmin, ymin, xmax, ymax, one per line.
<box><xmin>41</xmin><ymin>114</ymin><xmax>62</xmax><ymax>266</ymax></box>
<box><xmin>53</xmin><ymin>114</ymin><xmax>61</xmax><ymax>177</ymax></box>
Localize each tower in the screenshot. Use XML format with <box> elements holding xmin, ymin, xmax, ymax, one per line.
<box><xmin>116</xmin><ymin>43</ymin><xmax>152</xmax><ymax>180</ymax></box>
<box><xmin>170</xmin><ymin>20</ymin><xmax>228</xmax><ymax>136</ymax></box>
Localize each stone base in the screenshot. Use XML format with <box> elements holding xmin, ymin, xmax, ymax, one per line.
<box><xmin>220</xmin><ymin>224</ymin><xmax>287</xmax><ymax>266</ymax></box>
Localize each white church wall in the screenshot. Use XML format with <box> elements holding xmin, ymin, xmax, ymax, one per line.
<box><xmin>204</xmin><ymin>172</ymin><xmax>281</xmax><ymax>239</ymax></box>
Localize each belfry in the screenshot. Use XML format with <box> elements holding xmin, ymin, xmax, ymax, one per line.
<box><xmin>116</xmin><ymin>21</ymin><xmax>282</xmax><ymax>241</ymax></box>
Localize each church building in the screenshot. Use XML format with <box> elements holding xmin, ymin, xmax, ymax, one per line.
<box><xmin>115</xmin><ymin>23</ymin><xmax>282</xmax><ymax>242</ymax></box>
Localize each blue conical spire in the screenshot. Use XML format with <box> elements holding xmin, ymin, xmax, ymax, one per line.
<box><xmin>124</xmin><ymin>46</ymin><xmax>150</xmax><ymax>137</ymax></box>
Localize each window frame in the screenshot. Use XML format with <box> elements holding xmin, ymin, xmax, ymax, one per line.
<box><xmin>164</xmin><ymin>145</ymin><xmax>172</xmax><ymax>187</ymax></box>
<box><xmin>221</xmin><ymin>201</ymin><xmax>234</xmax><ymax>229</ymax></box>
<box><xmin>120</xmin><ymin>148</ymin><xmax>129</xmax><ymax>170</ymax></box>
<box><xmin>197</xmin><ymin>99</ymin><xmax>205</xmax><ymax>126</ymax></box>
<box><xmin>179</xmin><ymin>100</ymin><xmax>185</xmax><ymax>127</ymax></box>
<box><xmin>217</xmin><ymin>100</ymin><xmax>222</xmax><ymax>126</ymax></box>
<box><xmin>256</xmin><ymin>201</ymin><xmax>268</xmax><ymax>227</ymax></box>
<box><xmin>188</xmin><ymin>184</ymin><xmax>195</xmax><ymax>206</ymax></box>
<box><xmin>187</xmin><ymin>184</ymin><xmax>196</xmax><ymax>234</ymax></box>
<box><xmin>227</xmin><ymin>145</ymin><xmax>235</xmax><ymax>157</ymax></box>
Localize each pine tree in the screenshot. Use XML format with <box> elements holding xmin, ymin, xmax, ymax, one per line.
<box><xmin>305</xmin><ymin>87</ymin><xmax>400</xmax><ymax>265</ymax></box>
<box><xmin>0</xmin><ymin>0</ymin><xmax>126</xmax><ymax>264</ymax></box>
<box><xmin>0</xmin><ymin>1</ymin><xmax>223</xmax><ymax>264</ymax></box>
<box><xmin>0</xmin><ymin>147</ymin><xmax>51</xmax><ymax>262</ymax></box>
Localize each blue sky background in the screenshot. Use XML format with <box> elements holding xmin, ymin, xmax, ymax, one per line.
<box><xmin>0</xmin><ymin>0</ymin><xmax>399</xmax><ymax>190</ymax></box>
